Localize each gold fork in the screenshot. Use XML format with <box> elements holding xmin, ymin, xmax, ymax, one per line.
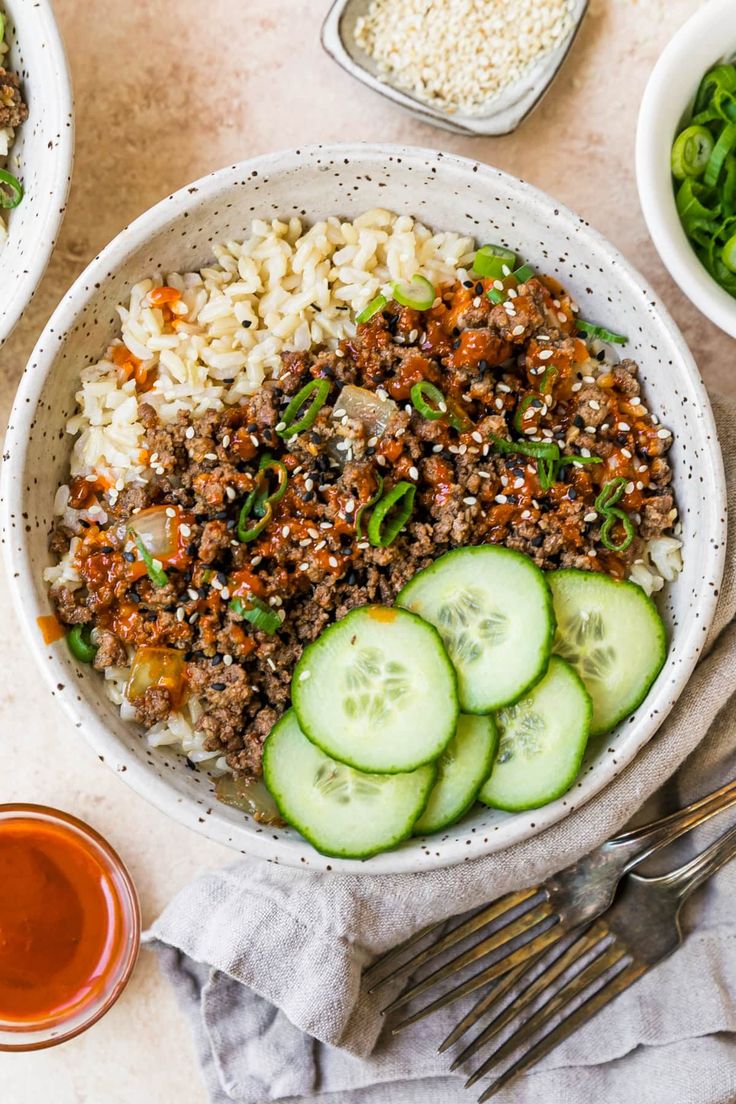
<box><xmin>364</xmin><ymin>777</ymin><xmax>736</xmax><ymax>1031</ymax></box>
<box><xmin>459</xmin><ymin>819</ymin><xmax>736</xmax><ymax>1100</ymax></box>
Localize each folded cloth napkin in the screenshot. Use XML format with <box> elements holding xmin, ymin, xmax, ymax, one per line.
<box><xmin>146</xmin><ymin>394</ymin><xmax>736</xmax><ymax>1104</ymax></box>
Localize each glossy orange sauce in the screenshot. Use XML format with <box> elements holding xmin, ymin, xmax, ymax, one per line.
<box><xmin>0</xmin><ymin>818</ymin><xmax>126</xmax><ymax>1026</ymax></box>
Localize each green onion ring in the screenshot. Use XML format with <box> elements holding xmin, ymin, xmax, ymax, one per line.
<box><xmin>486</xmin><ymin>287</ymin><xmax>505</xmax><ymax>305</ymax></box>
<box><xmin>695</xmin><ymin>64</ymin><xmax>736</xmax><ymax>117</ymax></box>
<box><xmin>594</xmin><ymin>477</ymin><xmax>627</xmax><ymax>513</ymax></box>
<box><xmin>67</xmin><ymin>624</ymin><xmax>98</xmax><ymax>664</ymax></box>
<box><xmin>704</xmin><ymin>121</ymin><xmax>736</xmax><ymax>187</ymax></box>
<box><xmin>538</xmin><ymin>363</ymin><xmax>559</xmax><ymax>395</ymax></box>
<box><xmin>575</xmin><ymin>319</ymin><xmax>628</xmax><ymax>345</ymax></box>
<box><xmin>392</xmin><ymin>274</ymin><xmax>436</xmax><ymax>311</ymax></box>
<box><xmin>229</xmin><ymin>595</ymin><xmax>281</xmax><ymax>634</ymax></box>
<box><xmin>410</xmin><ymin>380</ymin><xmax>446</xmax><ymax>421</ymax></box>
<box><xmin>277</xmin><ymin>378</ymin><xmax>331</xmax><ymax>438</ymax></box>
<box><xmin>512</xmin><ymin>263</ymin><xmax>535</xmax><ymax>283</ymax></box>
<box><xmin>472</xmin><ymin>244</ymin><xmax>517</xmax><ymax>279</ymax></box>
<box><xmin>723</xmin><ymin>232</ymin><xmax>736</xmax><ymax>273</ymax></box>
<box><xmin>0</xmin><ymin>169</ymin><xmax>23</xmax><ymax>210</ymax></box>
<box><xmin>367</xmin><ymin>482</ymin><xmax>416</xmax><ymax>547</ymax></box>
<box><xmin>490</xmin><ymin>435</ymin><xmax>559</xmax><ymax>461</ymax></box>
<box><xmin>671</xmin><ymin>125</ymin><xmax>715</xmax><ymax>180</ymax></box>
<box><xmin>237</xmin><ymin>499</ymin><xmax>273</xmax><ymax>543</ymax></box>
<box><xmin>513</xmin><ymin>394</ymin><xmax>541</xmax><ymax>433</ymax></box>
<box><xmin>354</xmin><ymin>475</ymin><xmax>384</xmax><ymax>541</ymax></box>
<box><xmin>600</xmin><ymin>508</ymin><xmax>635</xmax><ymax>553</ymax></box>
<box><xmin>131</xmin><ymin>532</ymin><xmax>169</xmax><ymax>588</ymax></box>
<box><xmin>356</xmin><ymin>294</ymin><xmax>387</xmax><ymax>325</ymax></box>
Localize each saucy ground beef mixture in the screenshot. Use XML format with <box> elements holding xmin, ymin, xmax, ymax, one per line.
<box><xmin>50</xmin><ymin>275</ymin><xmax>676</xmax><ymax>779</ymax></box>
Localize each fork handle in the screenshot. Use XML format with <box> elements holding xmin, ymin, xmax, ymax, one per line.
<box><xmin>660</xmin><ymin>820</ymin><xmax>736</xmax><ymax>899</ymax></box>
<box><xmin>606</xmin><ymin>777</ymin><xmax>736</xmax><ymax>872</ymax></box>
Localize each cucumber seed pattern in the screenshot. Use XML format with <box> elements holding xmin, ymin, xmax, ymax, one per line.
<box><xmin>555</xmin><ymin>609</ymin><xmax>617</xmax><ymax>685</ymax></box>
<box><xmin>343</xmin><ymin>647</ymin><xmax>410</xmax><ymax>723</ymax></box>
<box><xmin>436</xmin><ymin>588</ymin><xmax>508</xmax><ymax>665</ymax></box>
<box><xmin>496</xmin><ymin>704</ymin><xmax>545</xmax><ymax>763</ymax></box>
<box><xmin>314</xmin><ymin>761</ymin><xmax>382</xmax><ymax>802</ymax></box>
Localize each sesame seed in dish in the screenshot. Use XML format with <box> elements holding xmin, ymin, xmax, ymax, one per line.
<box><xmin>354</xmin><ymin>0</ymin><xmax>574</xmax><ymax>116</ymax></box>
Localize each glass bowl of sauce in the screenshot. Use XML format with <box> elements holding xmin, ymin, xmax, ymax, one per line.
<box><xmin>0</xmin><ymin>804</ymin><xmax>140</xmax><ymax>1050</ymax></box>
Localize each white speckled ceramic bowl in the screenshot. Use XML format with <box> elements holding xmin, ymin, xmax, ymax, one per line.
<box><xmin>1</xmin><ymin>145</ymin><xmax>726</xmax><ymax>873</ymax></box>
<box><xmin>0</xmin><ymin>0</ymin><xmax>74</xmax><ymax>346</ymax></box>
<box><xmin>636</xmin><ymin>0</ymin><xmax>736</xmax><ymax>338</ymax></box>
<box><xmin>321</xmin><ymin>0</ymin><xmax>588</xmax><ymax>136</ymax></box>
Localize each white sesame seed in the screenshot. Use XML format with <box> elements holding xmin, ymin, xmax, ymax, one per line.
<box><xmin>329</xmin><ymin>556</ymin><xmax>339</xmax><ymax>568</ymax></box>
<box><xmin>376</xmin><ymin>387</ymin><xmax>389</xmax><ymax>401</ymax></box>
<box><xmin>149</xmin><ymin>453</ymin><xmax>159</xmax><ymax>465</ymax></box>
<box><xmin>251</xmin><ymin>555</ymin><xmax>263</xmax><ymax>565</ymax></box>
<box><xmin>275</xmin><ymin>421</ymin><xmax>286</xmax><ymax>432</ymax></box>
<box><xmin>299</xmin><ymin>669</ymin><xmax>311</xmax><ymax>682</ymax></box>
<box><xmin>408</xmin><ymin>465</ymin><xmax>419</xmax><ymax>480</ymax></box>
<box><xmin>185</xmin><ymin>426</ymin><xmax>195</xmax><ymax>440</ymax></box>
<box><xmin>621</xmin><ymin>448</ymin><xmax>632</xmax><ymax>459</ymax></box>
<box><xmin>267</xmin><ymin>658</ymin><xmax>276</xmax><ymax>671</ymax></box>
<box><xmin>521</xmin><ymin>510</ymin><xmax>531</xmax><ymax>519</ymax></box>
<box><xmin>299</xmin><ymin>537</ymin><xmax>311</xmax><ymax>547</ymax></box>
<box><xmin>581</xmin><ymin>447</ymin><xmax>591</xmax><ymax>458</ymax></box>
<box><xmin>585</xmin><ymin>426</ymin><xmax>597</xmax><ymax>435</ymax></box>
<box><xmin>630</xmin><ymin>397</ymin><xmax>641</xmax><ymax>406</ymax></box>
<box><xmin>514</xmin><ymin>477</ymin><xmax>524</xmax><ymax>489</ymax></box>
<box><xmin>557</xmin><ymin>312</ymin><xmax>567</xmax><ymax>323</ymax></box>
<box><xmin>305</xmin><ymin>478</ymin><xmax>314</xmax><ymax>492</ymax></box>
<box><xmin>512</xmin><ymin>324</ymin><xmax>525</xmax><ymax>337</ymax></box>
<box><xmin>657</xmin><ymin>428</ymin><xmax>671</xmax><ymax>439</ymax></box>
<box><xmin>281</xmin><ymin>526</ymin><xmax>290</xmax><ymax>538</ymax></box>
<box><xmin>438</xmin><ymin>402</ymin><xmax>448</xmax><ymax>413</ymax></box>
<box><xmin>152</xmin><ymin>557</ymin><xmax>163</xmax><ymax>571</ymax></box>
<box><xmin>494</xmin><ymin>398</ymin><xmax>504</xmax><ymax>410</ymax></box>
<box><xmin>376</xmin><ymin>454</ymin><xmax>387</xmax><ymax>466</ymax></box>
<box><xmin>221</xmin><ymin>588</ymin><xmax>230</xmax><ymax>600</ymax></box>
<box><xmin>188</xmin><ymin>612</ymin><xmax>199</xmax><ymax>624</ymax></box>
<box><xmin>250</xmin><ymin>434</ymin><xmax>259</xmax><ymax>448</ymax></box>
<box><xmin>618</xmin><ymin>422</ymin><xmax>631</xmax><ymax>432</ymax></box>
<box><xmin>626</xmin><ymin>481</ymin><xmax>635</xmax><ymax>494</ymax></box>
<box><xmin>211</xmin><ymin>576</ymin><xmax>222</xmax><ymax>590</ymax></box>
<box><xmin>584</xmin><ymin>511</ymin><xmax>597</xmax><ymax>523</ymax></box>
<box><xmin>473</xmin><ymin>297</ymin><xmax>481</xmax><ymax>308</ymax></box>
<box><xmin>571</xmin><ymin>382</ymin><xmax>582</xmax><ymax>392</ymax></box>
<box><xmin>336</xmin><ymin>440</ymin><xmax>349</xmax><ymax>451</ymax></box>
<box><xmin>471</xmin><ymin>430</ymin><xmax>483</xmax><ymax>443</ymax></box>
<box><xmin>538</xmin><ymin>349</ymin><xmax>554</xmax><ymax>360</ymax></box>
<box><xmin>367</xmin><ymin>436</ymin><xmax>379</xmax><ymax>447</ymax></box>
<box><xmin>523</xmin><ymin>427</ymin><xmax>537</xmax><ymax>435</ymax></box>
<box><xmin>636</xmin><ymin>481</ymin><xmax>644</xmax><ymax>490</ymax></box>
<box><xmin>589</xmin><ymin>400</ymin><xmax>600</xmax><ymax>411</ymax></box>
<box><xmin>345</xmin><ymin>500</ymin><xmax>356</xmax><ymax>514</ymax></box>
<box><xmin>495</xmin><ymin>494</ymin><xmax>508</xmax><ymax>504</ymax></box>
<box><xmin>299</xmin><ymin>563</ymin><xmax>309</xmax><ymax>572</ymax></box>
<box><xmin>222</xmin><ymin>435</ymin><xmax>230</xmax><ymax>448</ymax></box>
<box><xmin>463</xmin><ymin>496</ymin><xmax>477</xmax><ymax>505</ymax></box>
<box><xmin>155</xmin><ymin>466</ymin><xmax>165</xmax><ymax>476</ymax></box>
<box><xmin>223</xmin><ymin>654</ymin><xmax>233</xmax><ymax>666</ymax></box>
<box><xmin>497</xmin><ymin>383</ymin><xmax>511</xmax><ymax>393</ymax></box>
<box><xmin>333</xmin><ymin>409</ymin><xmax>347</xmax><ymax>418</ymax></box>
<box><xmin>432</xmin><ymin>443</ymin><xmax>443</xmax><ymax>453</ymax></box>
<box><xmin>176</xmin><ymin>607</ymin><xmax>185</xmax><ymax>622</ymax></box>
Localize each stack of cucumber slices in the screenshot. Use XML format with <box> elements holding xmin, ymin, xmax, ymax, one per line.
<box><xmin>263</xmin><ymin>547</ymin><xmax>668</xmax><ymax>859</ymax></box>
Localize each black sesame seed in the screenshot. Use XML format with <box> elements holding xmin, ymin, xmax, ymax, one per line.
<box><xmin>211</xmin><ymin>654</ymin><xmax>223</xmax><ymax>666</ymax></box>
<box><xmin>187</xmin><ymin>542</ymin><xmax>198</xmax><ymax>556</ymax></box>
<box><xmin>531</xmin><ymin>398</ymin><xmax>543</xmax><ymax>409</ymax></box>
<box><xmin>531</xmin><ymin>535</ymin><xmax>544</xmax><ymax>547</ymax></box>
<box><xmin>213</xmin><ymin>510</ymin><xmax>228</xmax><ymax>520</ymax></box>
<box><xmin>226</xmin><ymin>519</ymin><xmax>236</xmax><ymax>530</ymax></box>
<box><xmin>129</xmin><ymin>591</ymin><xmax>141</xmax><ymax>603</ymax></box>
<box><xmin>303</xmin><ymin>491</ymin><xmax>315</xmax><ymax>502</ymax></box>
<box><xmin>597</xmin><ymin>349</ymin><xmax>606</xmax><ymax>361</ymax></box>
<box><xmin>211</xmin><ymin>682</ymin><xmax>226</xmax><ymax>691</ymax></box>
<box><xmin>475</xmin><ymin>282</ymin><xmax>483</xmax><ymax>295</ymax></box>
<box><xmin>216</xmin><ymin>571</ymin><xmax>227</xmax><ymax>585</ymax></box>
<box><xmin>198</xmin><ymin>586</ymin><xmax>209</xmax><ymax>599</ymax></box>
<box><xmin>123</xmin><ymin>550</ymin><xmax>136</xmax><ymax>562</ymax></box>
<box><xmin>185</xmin><ymin>757</ymin><xmax>197</xmax><ymax>770</ymax></box>
<box><xmin>452</xmin><ymin>327</ymin><xmax>461</xmax><ymax>337</ymax></box>
<box><xmin>463</xmin><ymin>280</ymin><xmax>473</xmax><ymax>288</ymax></box>
<box><xmin>573</xmin><ymin>415</ymin><xmax>585</xmax><ymax>429</ymax></box>
<box><xmin>247</xmin><ymin>423</ymin><xmax>258</xmax><ymax>433</ymax></box>
<box><xmin>477</xmin><ymin>359</ymin><xmax>490</xmax><ymax>373</ymax></box>
<box><xmin>568</xmin><ymin>487</ymin><xmax>578</xmax><ymax>500</ymax></box>
<box><xmin>452</xmin><ymin>339</ymin><xmax>461</xmax><ymax>350</ymax></box>
<box><xmin>242</xmin><ymin>320</ymin><xmax>252</xmax><ymax>329</ymax></box>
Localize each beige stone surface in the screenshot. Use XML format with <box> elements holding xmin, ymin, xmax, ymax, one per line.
<box><xmin>0</xmin><ymin>0</ymin><xmax>733</xmax><ymax>1100</ymax></box>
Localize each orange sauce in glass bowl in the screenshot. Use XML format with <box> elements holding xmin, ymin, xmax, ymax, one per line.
<box><xmin>0</xmin><ymin>806</ymin><xmax>140</xmax><ymax>1050</ymax></box>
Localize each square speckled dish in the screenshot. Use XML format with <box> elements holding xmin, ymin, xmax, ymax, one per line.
<box><xmin>321</xmin><ymin>0</ymin><xmax>588</xmax><ymax>136</ymax></box>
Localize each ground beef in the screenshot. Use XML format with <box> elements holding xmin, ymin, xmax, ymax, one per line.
<box><xmin>50</xmin><ymin>275</ymin><xmax>677</xmax><ymax>780</ymax></box>
<box><xmin>0</xmin><ymin>68</ymin><xmax>28</xmax><ymax>129</ymax></box>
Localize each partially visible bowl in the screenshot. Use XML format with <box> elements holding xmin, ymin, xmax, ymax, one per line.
<box><xmin>0</xmin><ymin>0</ymin><xmax>74</xmax><ymax>347</ymax></box>
<box><xmin>636</xmin><ymin>0</ymin><xmax>736</xmax><ymax>338</ymax></box>
<box><xmin>1</xmin><ymin>145</ymin><xmax>726</xmax><ymax>874</ymax></box>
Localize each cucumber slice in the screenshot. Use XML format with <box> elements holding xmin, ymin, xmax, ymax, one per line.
<box><xmin>548</xmin><ymin>569</ymin><xmax>667</xmax><ymax>737</ymax></box>
<box><xmin>479</xmin><ymin>657</ymin><xmax>591</xmax><ymax>811</ymax></box>
<box><xmin>263</xmin><ymin>710</ymin><xmax>436</xmax><ymax>859</ymax></box>
<box><xmin>413</xmin><ymin>714</ymin><xmax>498</xmax><ymax>835</ymax></box>
<box><xmin>397</xmin><ymin>546</ymin><xmax>555</xmax><ymax>713</ymax></box>
<box><xmin>291</xmin><ymin>605</ymin><xmax>458</xmax><ymax>774</ymax></box>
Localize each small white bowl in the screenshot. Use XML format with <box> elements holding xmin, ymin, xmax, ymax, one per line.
<box><xmin>1</xmin><ymin>145</ymin><xmax>726</xmax><ymax>874</ymax></box>
<box><xmin>0</xmin><ymin>0</ymin><xmax>74</xmax><ymax>347</ymax></box>
<box><xmin>321</xmin><ymin>0</ymin><xmax>588</xmax><ymax>137</ymax></box>
<box><xmin>636</xmin><ymin>0</ymin><xmax>736</xmax><ymax>339</ymax></box>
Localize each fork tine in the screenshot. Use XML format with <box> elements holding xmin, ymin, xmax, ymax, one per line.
<box><xmin>365</xmin><ymin>887</ymin><xmax>540</xmax><ymax>990</ymax></box>
<box><xmin>465</xmin><ymin>926</ymin><xmax>623</xmax><ymax>1088</ymax></box>
<box><xmin>476</xmin><ymin>961</ymin><xmax>647</xmax><ymax>1102</ymax></box>
<box><xmin>450</xmin><ymin>925</ymin><xmax>603</xmax><ymax>1071</ymax></box>
<box><xmin>438</xmin><ymin>956</ymin><xmax>538</xmax><ymax>1054</ymax></box>
<box><xmin>389</xmin><ymin>922</ymin><xmax>564</xmax><ymax>1031</ymax></box>
<box><xmin>382</xmin><ymin>899</ymin><xmax>554</xmax><ymax>1015</ymax></box>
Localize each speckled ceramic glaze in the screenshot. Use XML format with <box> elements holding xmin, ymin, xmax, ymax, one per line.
<box><xmin>2</xmin><ymin>145</ymin><xmax>726</xmax><ymax>874</ymax></box>
<box><xmin>0</xmin><ymin>0</ymin><xmax>74</xmax><ymax>346</ymax></box>
<box><xmin>321</xmin><ymin>0</ymin><xmax>588</xmax><ymax>136</ymax></box>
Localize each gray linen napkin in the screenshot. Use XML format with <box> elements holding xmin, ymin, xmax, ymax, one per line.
<box><xmin>146</xmin><ymin>395</ymin><xmax>736</xmax><ymax>1104</ymax></box>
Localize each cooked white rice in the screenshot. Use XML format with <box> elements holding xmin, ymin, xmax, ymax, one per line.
<box><xmin>45</xmin><ymin>208</ymin><xmax>682</xmax><ymax>770</ymax></box>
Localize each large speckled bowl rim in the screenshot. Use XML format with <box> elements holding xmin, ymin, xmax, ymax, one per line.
<box><xmin>0</xmin><ymin>0</ymin><xmax>75</xmax><ymax>346</ymax></box>
<box><xmin>2</xmin><ymin>144</ymin><xmax>727</xmax><ymax>874</ymax></box>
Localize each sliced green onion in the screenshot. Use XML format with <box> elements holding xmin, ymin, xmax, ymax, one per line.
<box><xmin>512</xmin><ymin>263</ymin><xmax>535</xmax><ymax>283</ymax></box>
<box><xmin>557</xmin><ymin>454</ymin><xmax>603</xmax><ymax>469</ymax></box>
<box><xmin>67</xmin><ymin>624</ymin><xmax>98</xmax><ymax>664</ymax></box>
<box><xmin>356</xmin><ymin>294</ymin><xmax>387</xmax><ymax>325</ymax></box>
<box><xmin>0</xmin><ymin>169</ymin><xmax>23</xmax><ymax>210</ymax></box>
<box><xmin>257</xmin><ymin>453</ymin><xmax>288</xmax><ymax>508</ymax></box>
<box><xmin>132</xmin><ymin>532</ymin><xmax>169</xmax><ymax>588</ymax></box>
<box><xmin>355</xmin><ymin>475</ymin><xmax>384</xmax><ymax>541</ymax></box>
<box><xmin>392</xmin><ymin>274</ymin><xmax>436</xmax><ymax>311</ymax></box>
<box><xmin>472</xmin><ymin>244</ymin><xmax>517</xmax><ymax>279</ymax></box>
<box><xmin>237</xmin><ymin>499</ymin><xmax>273</xmax><ymax>543</ymax></box>
<box><xmin>410</xmin><ymin>380</ymin><xmax>446</xmax><ymax>421</ymax></box>
<box><xmin>490</xmin><ymin>435</ymin><xmax>559</xmax><ymax>461</ymax></box>
<box><xmin>594</xmin><ymin>477</ymin><xmax>627</xmax><ymax>513</ymax></box>
<box><xmin>600</xmin><ymin>508</ymin><xmax>635</xmax><ymax>552</ymax></box>
<box><xmin>229</xmin><ymin>596</ymin><xmax>281</xmax><ymax>635</ymax></box>
<box><xmin>722</xmin><ymin>232</ymin><xmax>736</xmax><ymax>273</ymax></box>
<box><xmin>538</xmin><ymin>363</ymin><xmax>558</xmax><ymax>396</ymax></box>
<box><xmin>575</xmin><ymin>320</ymin><xmax>628</xmax><ymax>345</ymax></box>
<box><xmin>487</xmin><ymin>287</ymin><xmax>505</xmax><ymax>305</ymax></box>
<box><xmin>513</xmin><ymin>394</ymin><xmax>540</xmax><ymax>433</ymax></box>
<box><xmin>367</xmin><ymin>482</ymin><xmax>416</xmax><ymax>547</ymax></box>
<box><xmin>694</xmin><ymin>65</ymin><xmax>736</xmax><ymax>118</ymax></box>
<box><xmin>277</xmin><ymin>378</ymin><xmax>331</xmax><ymax>438</ymax></box>
<box><xmin>671</xmin><ymin>125</ymin><xmax>715</xmax><ymax>180</ymax></box>
<box><xmin>704</xmin><ymin>121</ymin><xmax>736</xmax><ymax>187</ymax></box>
<box><xmin>0</xmin><ymin>13</ymin><xmax>5</xmax><ymax>43</ymax></box>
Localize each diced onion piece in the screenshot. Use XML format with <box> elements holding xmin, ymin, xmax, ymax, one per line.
<box><xmin>126</xmin><ymin>647</ymin><xmax>186</xmax><ymax>707</ymax></box>
<box><xmin>126</xmin><ymin>506</ymin><xmax>180</xmax><ymax>563</ymax></box>
<box><xmin>333</xmin><ymin>384</ymin><xmax>397</xmax><ymax>437</ymax></box>
<box><xmin>215</xmin><ymin>775</ymin><xmax>285</xmax><ymax>826</ymax></box>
